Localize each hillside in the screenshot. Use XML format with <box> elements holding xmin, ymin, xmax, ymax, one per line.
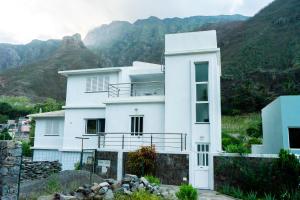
<box><xmin>0</xmin><ymin>34</ymin><xmax>100</xmax><ymax>100</ymax></box>
<box><xmin>0</xmin><ymin>39</ymin><xmax>61</xmax><ymax>70</ymax></box>
<box><xmin>0</xmin><ymin>15</ymin><xmax>247</xmax><ymax>102</ymax></box>
<box><xmin>84</xmin><ymin>15</ymin><xmax>248</xmax><ymax>67</ymax></box>
<box><xmin>219</xmin><ymin>0</ymin><xmax>300</xmax><ymax>114</ymax></box>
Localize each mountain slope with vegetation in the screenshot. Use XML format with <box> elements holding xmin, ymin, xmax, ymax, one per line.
<box><xmin>0</xmin><ymin>34</ymin><xmax>100</xmax><ymax>100</ymax></box>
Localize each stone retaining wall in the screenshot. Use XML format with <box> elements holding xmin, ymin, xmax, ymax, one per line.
<box><xmin>0</xmin><ymin>140</ymin><xmax>22</xmax><ymax>200</ymax></box>
<box><xmin>21</xmin><ymin>160</ymin><xmax>62</xmax><ymax>181</ymax></box>
<box><xmin>123</xmin><ymin>152</ymin><xmax>189</xmax><ymax>185</ymax></box>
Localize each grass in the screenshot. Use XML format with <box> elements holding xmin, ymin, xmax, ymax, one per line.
<box><xmin>222</xmin><ymin>113</ymin><xmax>261</xmax><ymax>135</ymax></box>
<box><xmin>222</xmin><ymin>113</ymin><xmax>262</xmax><ymax>153</ymax></box>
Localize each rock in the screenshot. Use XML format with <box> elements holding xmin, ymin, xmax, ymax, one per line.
<box><xmin>94</xmin><ymin>194</ymin><xmax>104</xmax><ymax>200</ymax></box>
<box><xmin>140</xmin><ymin>177</ymin><xmax>149</xmax><ymax>186</ymax></box>
<box><xmin>91</xmin><ymin>184</ymin><xmax>101</xmax><ymax>192</ymax></box>
<box><xmin>98</xmin><ymin>187</ymin><xmax>108</xmax><ymax>195</ymax></box>
<box><xmin>122</xmin><ymin>183</ymin><xmax>130</xmax><ymax>190</ymax></box>
<box><xmin>59</xmin><ymin>194</ymin><xmax>77</xmax><ymax>200</ymax></box>
<box><xmin>99</xmin><ymin>182</ymin><xmax>110</xmax><ymax>188</ymax></box>
<box><xmin>37</xmin><ymin>195</ymin><xmax>54</xmax><ymax>200</ymax></box>
<box><xmin>103</xmin><ymin>189</ymin><xmax>114</xmax><ymax>200</ymax></box>
<box><xmin>105</xmin><ymin>178</ymin><xmax>116</xmax><ymax>185</ymax></box>
<box><xmin>124</xmin><ymin>188</ymin><xmax>132</xmax><ymax>195</ymax></box>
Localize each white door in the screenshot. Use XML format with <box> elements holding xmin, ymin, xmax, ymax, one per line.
<box><xmin>194</xmin><ymin>143</ymin><xmax>210</xmax><ymax>189</ymax></box>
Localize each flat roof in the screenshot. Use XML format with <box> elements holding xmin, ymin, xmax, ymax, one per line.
<box><xmin>58</xmin><ymin>67</ymin><xmax>122</xmax><ymax>77</ymax></box>
<box><xmin>27</xmin><ymin>110</ymin><xmax>65</xmax><ymax>118</ymax></box>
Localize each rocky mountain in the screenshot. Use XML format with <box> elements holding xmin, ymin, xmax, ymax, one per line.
<box><xmin>84</xmin><ymin>15</ymin><xmax>248</xmax><ymax>67</ymax></box>
<box><xmin>0</xmin><ymin>34</ymin><xmax>100</xmax><ymax>100</ymax></box>
<box><xmin>0</xmin><ymin>39</ymin><xmax>61</xmax><ymax>70</ymax></box>
<box><xmin>1</xmin><ymin>0</ymin><xmax>299</xmax><ymax>114</ymax></box>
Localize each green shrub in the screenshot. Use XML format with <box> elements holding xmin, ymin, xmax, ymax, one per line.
<box><xmin>145</xmin><ymin>175</ymin><xmax>160</xmax><ymax>185</ymax></box>
<box><xmin>224</xmin><ymin>144</ymin><xmax>249</xmax><ymax>154</ymax></box>
<box><xmin>246</xmin><ymin>191</ymin><xmax>257</xmax><ymax>200</ymax></box>
<box><xmin>74</xmin><ymin>162</ymin><xmax>80</xmax><ymax>170</ymax></box>
<box><xmin>264</xmin><ymin>193</ymin><xmax>275</xmax><ymax>200</ymax></box>
<box><xmin>45</xmin><ymin>175</ymin><xmax>61</xmax><ymax>194</ymax></box>
<box><xmin>176</xmin><ymin>184</ymin><xmax>198</xmax><ymax>200</ymax></box>
<box><xmin>127</xmin><ymin>146</ymin><xmax>157</xmax><ymax>177</ymax></box>
<box><xmin>231</xmin><ymin>187</ymin><xmax>244</xmax><ymax>199</ymax></box>
<box><xmin>246</xmin><ymin>121</ymin><xmax>262</xmax><ymax>138</ymax></box>
<box><xmin>0</xmin><ymin>128</ymin><xmax>12</xmax><ymax>140</ymax></box>
<box><xmin>22</xmin><ymin>141</ymin><xmax>32</xmax><ymax>157</ymax></box>
<box><xmin>115</xmin><ymin>190</ymin><xmax>162</xmax><ymax>200</ymax></box>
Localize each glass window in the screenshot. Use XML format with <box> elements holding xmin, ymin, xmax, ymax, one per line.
<box><xmin>289</xmin><ymin>128</ymin><xmax>300</xmax><ymax>148</ymax></box>
<box><xmin>197</xmin><ymin>144</ymin><xmax>209</xmax><ymax>166</ymax></box>
<box><xmin>45</xmin><ymin>119</ymin><xmax>60</xmax><ymax>135</ymax></box>
<box><xmin>196</xmin><ymin>84</ymin><xmax>208</xmax><ymax>101</ymax></box>
<box><xmin>131</xmin><ymin>116</ymin><xmax>143</xmax><ymax>135</ymax></box>
<box><xmin>86</xmin><ymin>75</ymin><xmax>110</xmax><ymax>92</ymax></box>
<box><xmin>86</xmin><ymin>119</ymin><xmax>105</xmax><ymax>134</ymax></box>
<box><xmin>196</xmin><ymin>103</ymin><xmax>209</xmax><ymax>123</ymax></box>
<box><xmin>195</xmin><ymin>62</ymin><xmax>208</xmax><ymax>82</ymax></box>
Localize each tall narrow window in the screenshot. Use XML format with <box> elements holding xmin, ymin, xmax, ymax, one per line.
<box><xmin>195</xmin><ymin>62</ymin><xmax>209</xmax><ymax>123</ymax></box>
<box><xmin>131</xmin><ymin>116</ymin><xmax>143</xmax><ymax>136</ymax></box>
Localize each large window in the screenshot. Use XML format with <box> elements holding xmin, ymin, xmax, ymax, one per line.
<box><xmin>45</xmin><ymin>119</ymin><xmax>60</xmax><ymax>136</ymax></box>
<box><xmin>86</xmin><ymin>75</ymin><xmax>110</xmax><ymax>92</ymax></box>
<box><xmin>195</xmin><ymin>62</ymin><xmax>209</xmax><ymax>123</ymax></box>
<box><xmin>131</xmin><ymin>116</ymin><xmax>143</xmax><ymax>136</ymax></box>
<box><xmin>85</xmin><ymin>119</ymin><xmax>105</xmax><ymax>134</ymax></box>
<box><xmin>289</xmin><ymin>128</ymin><xmax>300</xmax><ymax>149</ymax></box>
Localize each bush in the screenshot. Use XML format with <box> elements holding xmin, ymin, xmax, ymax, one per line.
<box><xmin>0</xmin><ymin>128</ymin><xmax>12</xmax><ymax>140</ymax></box>
<box><xmin>224</xmin><ymin>144</ymin><xmax>249</xmax><ymax>154</ymax></box>
<box><xmin>127</xmin><ymin>146</ymin><xmax>157</xmax><ymax>177</ymax></box>
<box><xmin>115</xmin><ymin>190</ymin><xmax>162</xmax><ymax>200</ymax></box>
<box><xmin>22</xmin><ymin>141</ymin><xmax>32</xmax><ymax>157</ymax></box>
<box><xmin>246</xmin><ymin>121</ymin><xmax>262</xmax><ymax>138</ymax></box>
<box><xmin>145</xmin><ymin>175</ymin><xmax>160</xmax><ymax>185</ymax></box>
<box><xmin>215</xmin><ymin>149</ymin><xmax>300</xmax><ymax>199</ymax></box>
<box><xmin>176</xmin><ymin>184</ymin><xmax>198</xmax><ymax>200</ymax></box>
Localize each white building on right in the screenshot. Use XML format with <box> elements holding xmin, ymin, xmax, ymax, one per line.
<box><xmin>252</xmin><ymin>95</ymin><xmax>300</xmax><ymax>155</ymax></box>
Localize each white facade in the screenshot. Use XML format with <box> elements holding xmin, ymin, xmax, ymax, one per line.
<box><xmin>30</xmin><ymin>30</ymin><xmax>221</xmax><ymax>189</ymax></box>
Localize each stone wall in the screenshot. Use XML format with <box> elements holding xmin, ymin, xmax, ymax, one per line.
<box><xmin>94</xmin><ymin>151</ymin><xmax>118</xmax><ymax>179</ymax></box>
<box><xmin>214</xmin><ymin>155</ymin><xmax>276</xmax><ymax>190</ymax></box>
<box><xmin>21</xmin><ymin>159</ymin><xmax>61</xmax><ymax>181</ymax></box>
<box><xmin>123</xmin><ymin>152</ymin><xmax>189</xmax><ymax>185</ymax></box>
<box><xmin>0</xmin><ymin>140</ymin><xmax>22</xmax><ymax>200</ymax></box>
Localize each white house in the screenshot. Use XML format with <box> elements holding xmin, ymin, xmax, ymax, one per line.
<box><xmin>29</xmin><ymin>30</ymin><xmax>222</xmax><ymax>189</ymax></box>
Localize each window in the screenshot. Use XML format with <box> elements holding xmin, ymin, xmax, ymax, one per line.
<box><xmin>45</xmin><ymin>119</ymin><xmax>60</xmax><ymax>135</ymax></box>
<box><xmin>85</xmin><ymin>119</ymin><xmax>105</xmax><ymax>134</ymax></box>
<box><xmin>289</xmin><ymin>128</ymin><xmax>300</xmax><ymax>148</ymax></box>
<box><xmin>131</xmin><ymin>116</ymin><xmax>143</xmax><ymax>135</ymax></box>
<box><xmin>197</xmin><ymin>144</ymin><xmax>209</xmax><ymax>166</ymax></box>
<box><xmin>195</xmin><ymin>62</ymin><xmax>209</xmax><ymax>123</ymax></box>
<box><xmin>86</xmin><ymin>75</ymin><xmax>110</xmax><ymax>92</ymax></box>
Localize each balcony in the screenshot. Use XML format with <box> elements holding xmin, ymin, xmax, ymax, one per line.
<box><xmin>108</xmin><ymin>81</ymin><xmax>164</xmax><ymax>98</ymax></box>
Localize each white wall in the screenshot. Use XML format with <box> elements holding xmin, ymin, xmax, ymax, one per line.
<box><xmin>33</xmin><ymin>117</ymin><xmax>64</xmax><ymax>149</ymax></box>
<box><xmin>62</xmin><ymin>108</ymin><xmax>106</xmax><ymax>150</ymax></box>
<box><xmin>65</xmin><ymin>72</ymin><xmax>119</xmax><ymax>107</ymax></box>
<box><xmin>105</xmin><ymin>102</ymin><xmax>165</xmax><ymax>150</ymax></box>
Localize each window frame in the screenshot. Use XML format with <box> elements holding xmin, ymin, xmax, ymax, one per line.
<box><xmin>85</xmin><ymin>75</ymin><xmax>110</xmax><ymax>93</ymax></box>
<box><xmin>194</xmin><ymin>62</ymin><xmax>210</xmax><ymax>124</ymax></box>
<box><xmin>130</xmin><ymin>115</ymin><xmax>144</xmax><ymax>136</ymax></box>
<box><xmin>44</xmin><ymin>119</ymin><xmax>60</xmax><ymax>136</ymax></box>
<box><xmin>288</xmin><ymin>127</ymin><xmax>300</xmax><ymax>149</ymax></box>
<box><xmin>196</xmin><ymin>143</ymin><xmax>209</xmax><ymax>167</ymax></box>
<box><xmin>84</xmin><ymin>118</ymin><xmax>105</xmax><ymax>135</ymax></box>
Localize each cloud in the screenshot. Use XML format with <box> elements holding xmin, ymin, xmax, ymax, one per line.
<box><xmin>0</xmin><ymin>0</ymin><xmax>274</xmax><ymax>44</ymax></box>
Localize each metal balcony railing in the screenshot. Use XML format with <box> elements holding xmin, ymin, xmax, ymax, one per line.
<box><xmin>108</xmin><ymin>81</ymin><xmax>164</xmax><ymax>98</ymax></box>
<box><xmin>84</xmin><ymin>132</ymin><xmax>187</xmax><ymax>151</ymax></box>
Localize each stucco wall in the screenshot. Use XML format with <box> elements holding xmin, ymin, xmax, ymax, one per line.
<box><xmin>34</xmin><ymin>117</ymin><xmax>64</xmax><ymax>149</ymax></box>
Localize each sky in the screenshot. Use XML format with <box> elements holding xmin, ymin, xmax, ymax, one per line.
<box><xmin>0</xmin><ymin>0</ymin><xmax>274</xmax><ymax>44</ymax></box>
